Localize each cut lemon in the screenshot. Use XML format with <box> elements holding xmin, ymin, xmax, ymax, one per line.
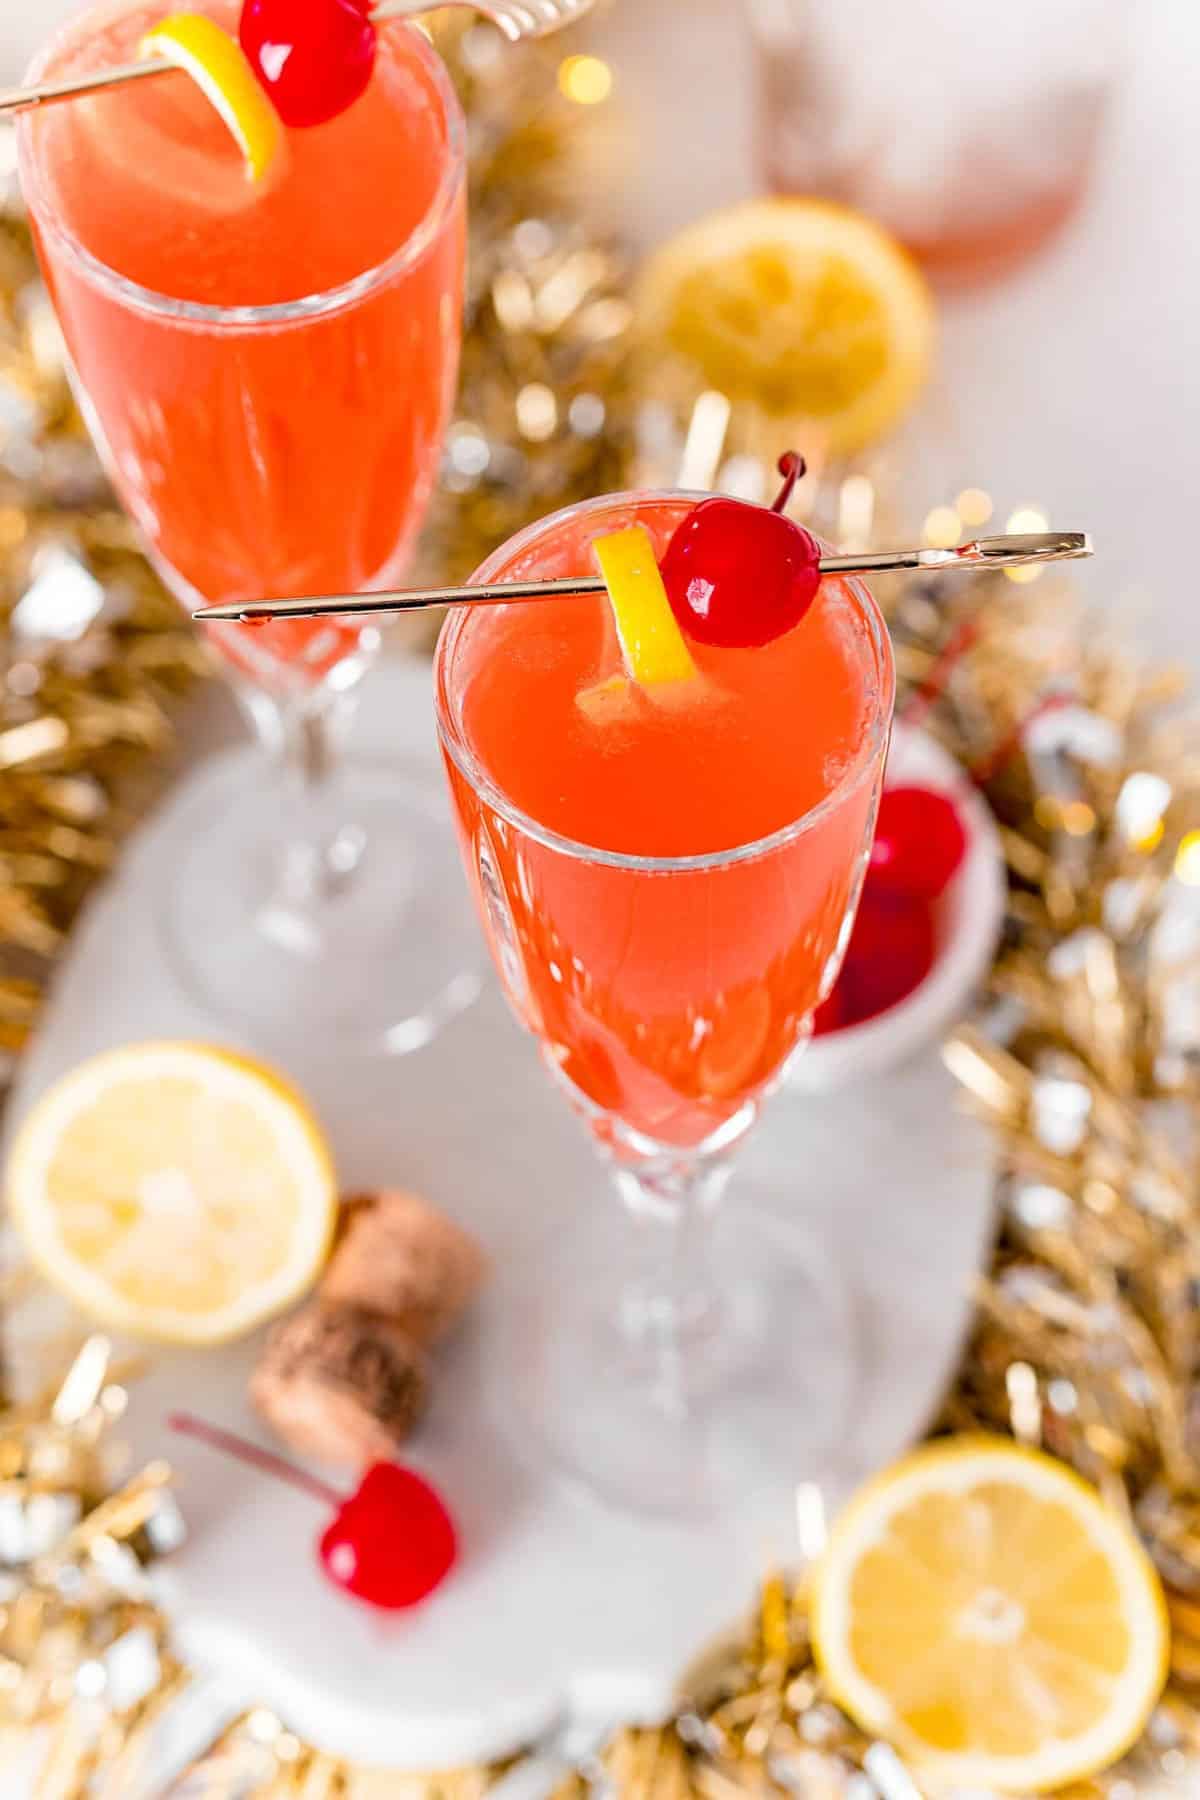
<box><xmin>6</xmin><ymin>1042</ymin><xmax>337</xmax><ymax>1345</ymax></box>
<box><xmin>141</xmin><ymin>14</ymin><xmax>284</xmax><ymax>183</ymax></box>
<box><xmin>637</xmin><ymin>199</ymin><xmax>934</xmax><ymax>457</ymax></box>
<box><xmin>593</xmin><ymin>524</ymin><xmax>697</xmax><ymax>689</ymax></box>
<box><xmin>811</xmin><ymin>1438</ymin><xmax>1168</xmax><ymax>1793</ymax></box>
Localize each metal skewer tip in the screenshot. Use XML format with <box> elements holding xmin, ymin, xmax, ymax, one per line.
<box><xmin>191</xmin><ymin>531</ymin><xmax>1092</xmax><ymax>625</ymax></box>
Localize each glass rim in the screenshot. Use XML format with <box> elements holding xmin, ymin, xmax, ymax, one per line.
<box><xmin>434</xmin><ymin>488</ymin><xmax>896</xmax><ymax>876</ymax></box>
<box><xmin>16</xmin><ymin>9</ymin><xmax>466</xmax><ymax>331</ymax></box>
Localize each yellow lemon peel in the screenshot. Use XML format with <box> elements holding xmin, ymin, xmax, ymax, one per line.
<box><xmin>585</xmin><ymin>524</ymin><xmax>698</xmax><ymax>714</ymax></box>
<box><xmin>140</xmin><ymin>13</ymin><xmax>285</xmax><ymax>183</ymax></box>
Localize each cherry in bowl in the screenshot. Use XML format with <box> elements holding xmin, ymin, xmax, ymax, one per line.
<box><xmin>795</xmin><ymin>723</ymin><xmax>1006</xmax><ymax>1091</ymax></box>
<box><xmin>868</xmin><ymin>786</ymin><xmax>968</xmax><ymax>903</ymax></box>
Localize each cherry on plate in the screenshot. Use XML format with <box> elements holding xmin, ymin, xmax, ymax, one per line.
<box><xmin>169</xmin><ymin>1412</ymin><xmax>458</xmax><ymax>1613</ymax></box>
<box><xmin>320</xmin><ymin>1463</ymin><xmax>458</xmax><ymax>1610</ymax></box>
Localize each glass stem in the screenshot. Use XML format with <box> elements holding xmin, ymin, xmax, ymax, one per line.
<box><xmin>611</xmin><ymin>1149</ymin><xmax>735</xmax><ymax>1415</ymax></box>
<box><xmin>242</xmin><ymin>681</ymin><xmax>367</xmax><ymax>914</ymax></box>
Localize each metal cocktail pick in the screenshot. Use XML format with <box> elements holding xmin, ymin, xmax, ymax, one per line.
<box><xmin>191</xmin><ymin>532</ymin><xmax>1092</xmax><ymax>625</ymax></box>
<box><xmin>0</xmin><ymin>0</ymin><xmax>593</xmax><ymax>117</ymax></box>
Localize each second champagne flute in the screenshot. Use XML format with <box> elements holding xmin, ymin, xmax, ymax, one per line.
<box><xmin>18</xmin><ymin>0</ymin><xmax>479</xmax><ymax>1051</ymax></box>
<box><xmin>436</xmin><ymin>489</ymin><xmax>895</xmax><ymax>1513</ymax></box>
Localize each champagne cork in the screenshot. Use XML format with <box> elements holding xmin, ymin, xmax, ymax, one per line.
<box><xmin>250</xmin><ymin>1302</ymin><xmax>428</xmax><ymax>1466</ymax></box>
<box><xmin>321</xmin><ymin>1189</ymin><xmax>488</xmax><ymax>1347</ymax></box>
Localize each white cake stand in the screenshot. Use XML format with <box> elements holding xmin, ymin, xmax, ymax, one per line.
<box><xmin>1</xmin><ymin>658</ymin><xmax>996</xmax><ymax>1770</ymax></box>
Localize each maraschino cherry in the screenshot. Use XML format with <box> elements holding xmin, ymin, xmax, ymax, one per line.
<box><xmin>319</xmin><ymin>1462</ymin><xmax>456</xmax><ymax>1608</ymax></box>
<box><xmin>239</xmin><ymin>0</ymin><xmax>377</xmax><ymax>128</ymax></box>
<box><xmin>169</xmin><ymin>1412</ymin><xmax>457</xmax><ymax>1611</ymax></box>
<box><xmin>814</xmin><ymin>890</ymin><xmax>937</xmax><ymax>1034</ymax></box>
<box><xmin>814</xmin><ymin>784</ymin><xmax>970</xmax><ymax>1035</ymax></box>
<box><xmin>868</xmin><ymin>786</ymin><xmax>968</xmax><ymax>901</ymax></box>
<box><xmin>660</xmin><ymin>451</ymin><xmax>822</xmax><ymax>648</ymax></box>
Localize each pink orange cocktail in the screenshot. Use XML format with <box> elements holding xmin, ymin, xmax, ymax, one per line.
<box><xmin>20</xmin><ymin>0</ymin><xmax>464</xmax><ymax>685</ymax></box>
<box><xmin>441</xmin><ymin>494</ymin><xmax>888</xmax><ymax>1146</ymax></box>
<box><xmin>18</xmin><ymin>0</ymin><xmax>478</xmax><ymax>1051</ymax></box>
<box><xmin>436</xmin><ymin>491</ymin><xmax>895</xmax><ymax>1511</ymax></box>
<box><xmin>24</xmin><ymin>3</ymin><xmax>464</xmax><ymax>676</ymax></box>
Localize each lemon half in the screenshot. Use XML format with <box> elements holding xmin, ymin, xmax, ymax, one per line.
<box><xmin>6</xmin><ymin>1042</ymin><xmax>336</xmax><ymax>1344</ymax></box>
<box><xmin>811</xmin><ymin>1438</ymin><xmax>1168</xmax><ymax>1793</ymax></box>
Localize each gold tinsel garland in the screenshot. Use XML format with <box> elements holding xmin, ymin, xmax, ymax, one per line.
<box><xmin>0</xmin><ymin>215</ymin><xmax>208</xmax><ymax>1089</ymax></box>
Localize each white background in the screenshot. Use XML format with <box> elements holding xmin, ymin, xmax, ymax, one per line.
<box><xmin>4</xmin><ymin>0</ymin><xmax>1199</xmax><ymax>662</ymax></box>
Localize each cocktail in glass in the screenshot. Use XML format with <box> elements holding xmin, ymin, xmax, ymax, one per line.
<box><xmin>435</xmin><ymin>491</ymin><xmax>895</xmax><ymax>1512</ymax></box>
<box><xmin>18</xmin><ymin>0</ymin><xmax>478</xmax><ymax>1049</ymax></box>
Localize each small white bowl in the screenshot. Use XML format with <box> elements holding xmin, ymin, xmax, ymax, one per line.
<box><xmin>788</xmin><ymin>720</ymin><xmax>1006</xmax><ymax>1092</ymax></box>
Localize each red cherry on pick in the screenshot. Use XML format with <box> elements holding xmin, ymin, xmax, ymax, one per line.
<box><xmin>869</xmin><ymin>786</ymin><xmax>968</xmax><ymax>902</ymax></box>
<box><xmin>239</xmin><ymin>0</ymin><xmax>377</xmax><ymax>129</ymax></box>
<box><xmin>660</xmin><ymin>451</ymin><xmax>822</xmax><ymax>649</ymax></box>
<box><xmin>168</xmin><ymin>1413</ymin><xmax>458</xmax><ymax>1612</ymax></box>
<box><xmin>320</xmin><ymin>1463</ymin><xmax>457</xmax><ymax>1610</ymax></box>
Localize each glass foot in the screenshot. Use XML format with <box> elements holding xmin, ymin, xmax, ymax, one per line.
<box><xmin>495</xmin><ymin>1200</ymin><xmax>856</xmax><ymax>1517</ymax></box>
<box><xmin>161</xmin><ymin>756</ymin><xmax>483</xmax><ymax>1055</ymax></box>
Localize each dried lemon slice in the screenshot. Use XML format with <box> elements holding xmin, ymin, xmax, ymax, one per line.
<box><xmin>637</xmin><ymin>199</ymin><xmax>934</xmax><ymax>457</ymax></box>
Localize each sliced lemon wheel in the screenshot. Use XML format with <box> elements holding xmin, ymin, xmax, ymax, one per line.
<box><xmin>141</xmin><ymin>13</ymin><xmax>284</xmax><ymax>183</ymax></box>
<box><xmin>637</xmin><ymin>199</ymin><xmax>934</xmax><ymax>457</ymax></box>
<box><xmin>811</xmin><ymin>1438</ymin><xmax>1168</xmax><ymax>1793</ymax></box>
<box><xmin>6</xmin><ymin>1042</ymin><xmax>337</xmax><ymax>1345</ymax></box>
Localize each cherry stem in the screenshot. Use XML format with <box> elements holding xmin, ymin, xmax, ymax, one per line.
<box><xmin>168</xmin><ymin>1412</ymin><xmax>343</xmax><ymax>1511</ymax></box>
<box><xmin>969</xmin><ymin>691</ymin><xmax>1072</xmax><ymax>787</ymax></box>
<box><xmin>771</xmin><ymin>450</ymin><xmax>807</xmax><ymax>515</ymax></box>
<box><xmin>900</xmin><ymin>618</ymin><xmax>982</xmax><ymax>729</ymax></box>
